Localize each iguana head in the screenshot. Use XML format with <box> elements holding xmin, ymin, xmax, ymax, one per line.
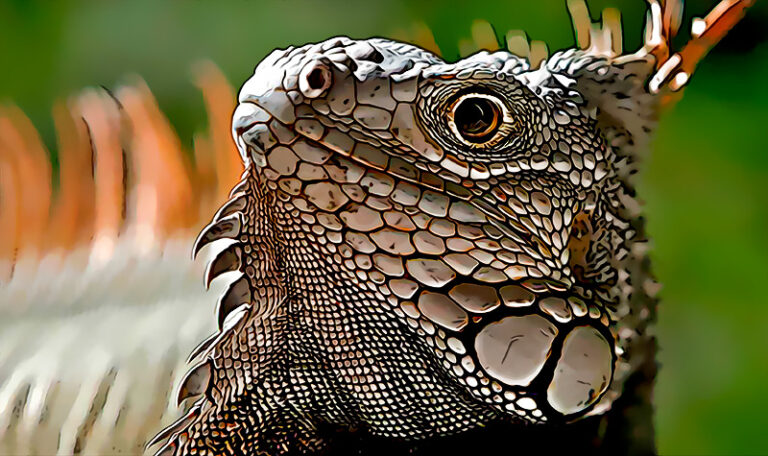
<box><xmin>229</xmin><ymin>35</ymin><xmax>631</xmax><ymax>422</ymax></box>
<box><xmin>162</xmin><ymin>1</ymin><xmax>751</xmax><ymax>452</ymax></box>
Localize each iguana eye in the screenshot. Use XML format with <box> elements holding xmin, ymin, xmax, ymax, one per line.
<box><xmin>449</xmin><ymin>93</ymin><xmax>504</xmax><ymax>146</ymax></box>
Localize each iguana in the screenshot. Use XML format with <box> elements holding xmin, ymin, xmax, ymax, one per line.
<box><xmin>0</xmin><ymin>1</ymin><xmax>752</xmax><ymax>455</ymax></box>
<box><xmin>146</xmin><ymin>1</ymin><xmax>753</xmax><ymax>454</ymax></box>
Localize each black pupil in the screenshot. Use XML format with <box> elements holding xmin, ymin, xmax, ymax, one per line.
<box><xmin>454</xmin><ymin>97</ymin><xmax>499</xmax><ymax>142</ymax></box>
<box><xmin>307</xmin><ymin>68</ymin><xmax>326</xmax><ymax>90</ymax></box>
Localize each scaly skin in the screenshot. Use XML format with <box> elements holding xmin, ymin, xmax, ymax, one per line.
<box><xmin>0</xmin><ymin>2</ymin><xmax>750</xmax><ymax>453</ymax></box>
<box><xmin>152</xmin><ymin>36</ymin><xmax>659</xmax><ymax>455</ymax></box>
<box><xmin>151</xmin><ymin>1</ymin><xmax>753</xmax><ymax>454</ymax></box>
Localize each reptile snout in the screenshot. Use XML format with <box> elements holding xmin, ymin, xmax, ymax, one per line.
<box><xmin>232</xmin><ymin>37</ymin><xmax>439</xmax><ymax>168</ymax></box>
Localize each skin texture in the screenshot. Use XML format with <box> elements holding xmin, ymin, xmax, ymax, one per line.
<box><xmin>151</xmin><ymin>1</ymin><xmax>755</xmax><ymax>453</ymax></box>
<box><xmin>0</xmin><ymin>2</ymin><xmax>750</xmax><ymax>454</ymax></box>
<box><xmin>152</xmin><ymin>36</ymin><xmax>661</xmax><ymax>455</ymax></box>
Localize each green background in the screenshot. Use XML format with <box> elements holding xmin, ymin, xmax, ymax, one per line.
<box><xmin>1</xmin><ymin>1</ymin><xmax>767</xmax><ymax>454</ymax></box>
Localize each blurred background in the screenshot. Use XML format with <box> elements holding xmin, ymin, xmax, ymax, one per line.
<box><xmin>1</xmin><ymin>0</ymin><xmax>766</xmax><ymax>454</ymax></box>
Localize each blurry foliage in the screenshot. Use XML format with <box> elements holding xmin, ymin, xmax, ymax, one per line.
<box><xmin>1</xmin><ymin>0</ymin><xmax>767</xmax><ymax>454</ymax></box>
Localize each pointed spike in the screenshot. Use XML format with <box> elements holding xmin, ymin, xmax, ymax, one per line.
<box><xmin>471</xmin><ymin>20</ymin><xmax>500</xmax><ymax>51</ymax></box>
<box><xmin>194</xmin><ymin>305</ymin><xmax>250</xmax><ymax>371</ymax></box>
<box><xmin>186</xmin><ymin>331</ymin><xmax>218</xmax><ymax>363</ymax></box>
<box><xmin>192</xmin><ymin>212</ymin><xmax>242</xmax><ymax>259</ymax></box>
<box><xmin>145</xmin><ymin>428</ymin><xmax>174</xmax><ymax>452</ymax></box>
<box><xmin>221</xmin><ymin>303</ymin><xmax>251</xmax><ymax>333</ymax></box>
<box><xmin>505</xmin><ymin>30</ymin><xmax>530</xmax><ymax>59</ymax></box>
<box><xmin>214</xmin><ymin>192</ymin><xmax>247</xmax><ymax>220</ymax></box>
<box><xmin>217</xmin><ymin>273</ymin><xmax>252</xmax><ymax>328</ymax></box>
<box><xmin>144</xmin><ymin>403</ymin><xmax>200</xmax><ymax>451</ymax></box>
<box><xmin>411</xmin><ymin>22</ymin><xmax>442</xmax><ymax>56</ymax></box>
<box><xmin>228</xmin><ymin>177</ymin><xmax>249</xmax><ymax>198</ymax></box>
<box><xmin>177</xmin><ymin>361</ymin><xmax>212</xmax><ymax>406</ymax></box>
<box><xmin>458</xmin><ymin>38</ymin><xmax>477</xmax><ymax>58</ymax></box>
<box><xmin>529</xmin><ymin>40</ymin><xmax>549</xmax><ymax>69</ymax></box>
<box><xmin>567</xmin><ymin>0</ymin><xmax>593</xmax><ymax>50</ymax></box>
<box><xmin>205</xmin><ymin>242</ymin><xmax>242</xmax><ymax>289</ymax></box>
<box><xmin>602</xmin><ymin>8</ymin><xmax>623</xmax><ymax>56</ymax></box>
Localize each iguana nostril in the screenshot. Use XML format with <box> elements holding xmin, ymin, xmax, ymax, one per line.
<box><xmin>307</xmin><ymin>69</ymin><xmax>326</xmax><ymax>89</ymax></box>
<box><xmin>299</xmin><ymin>61</ymin><xmax>332</xmax><ymax>98</ymax></box>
